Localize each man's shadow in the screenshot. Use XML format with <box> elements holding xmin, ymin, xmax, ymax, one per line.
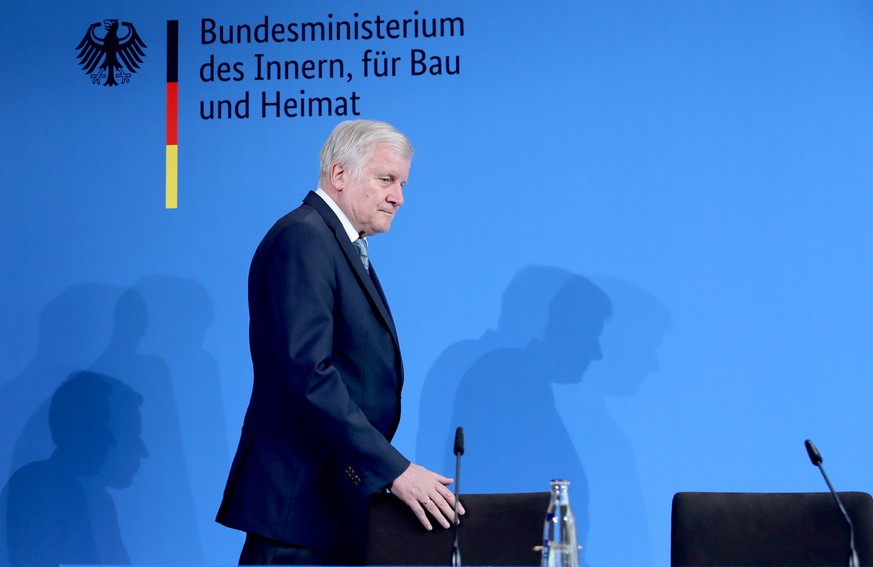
<box><xmin>418</xmin><ymin>266</ymin><xmax>669</xmax><ymax>567</ymax></box>
<box><xmin>1</xmin><ymin>371</ymin><xmax>146</xmax><ymax>567</ymax></box>
<box><xmin>0</xmin><ymin>283</ymin><xmax>123</xmax><ymax>567</ymax></box>
<box><xmin>415</xmin><ymin>266</ymin><xmax>577</xmax><ymax>471</ymax></box>
<box><xmin>0</xmin><ymin>283</ymin><xmax>123</xmax><ymax>482</ymax></box>
<box><xmin>556</xmin><ymin>275</ymin><xmax>669</xmax><ymax>567</ymax></box>
<box><xmin>121</xmin><ymin>275</ymin><xmax>230</xmax><ymax>564</ymax></box>
<box><xmin>1</xmin><ymin>277</ymin><xmax>219</xmax><ymax>565</ymax></box>
<box><xmin>419</xmin><ymin>267</ymin><xmax>614</xmax><ymax>566</ymax></box>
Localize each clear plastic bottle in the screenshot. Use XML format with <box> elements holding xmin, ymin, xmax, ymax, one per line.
<box><xmin>541</xmin><ymin>479</ymin><xmax>579</xmax><ymax>567</ymax></box>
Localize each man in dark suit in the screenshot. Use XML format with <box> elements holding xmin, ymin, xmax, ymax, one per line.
<box><xmin>217</xmin><ymin>120</ymin><xmax>463</xmax><ymax>565</ymax></box>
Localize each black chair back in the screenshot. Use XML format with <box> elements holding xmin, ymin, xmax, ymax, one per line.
<box><xmin>367</xmin><ymin>492</ymin><xmax>549</xmax><ymax>566</ymax></box>
<box><xmin>671</xmin><ymin>491</ymin><xmax>873</xmax><ymax>567</ymax></box>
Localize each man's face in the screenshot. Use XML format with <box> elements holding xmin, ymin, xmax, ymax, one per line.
<box><xmin>333</xmin><ymin>143</ymin><xmax>410</xmax><ymax>236</ymax></box>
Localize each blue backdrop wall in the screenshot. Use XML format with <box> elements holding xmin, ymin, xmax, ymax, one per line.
<box><xmin>2</xmin><ymin>1</ymin><xmax>872</xmax><ymax>566</ymax></box>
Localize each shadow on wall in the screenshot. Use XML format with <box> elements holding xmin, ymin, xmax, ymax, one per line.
<box><xmin>0</xmin><ymin>283</ymin><xmax>122</xmax><ymax>484</ymax></box>
<box><xmin>415</xmin><ymin>266</ymin><xmax>578</xmax><ymax>471</ymax></box>
<box><xmin>557</xmin><ymin>275</ymin><xmax>670</xmax><ymax>567</ymax></box>
<box><xmin>416</xmin><ymin>266</ymin><xmax>669</xmax><ymax>567</ymax></box>
<box><xmin>112</xmin><ymin>276</ymin><xmax>230</xmax><ymax>564</ymax></box>
<box><xmin>2</xmin><ymin>371</ymin><xmax>145</xmax><ymax>567</ymax></box>
<box><xmin>0</xmin><ymin>276</ymin><xmax>227</xmax><ymax>566</ymax></box>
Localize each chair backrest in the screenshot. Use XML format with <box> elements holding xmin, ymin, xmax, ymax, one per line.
<box><xmin>671</xmin><ymin>491</ymin><xmax>873</xmax><ymax>567</ymax></box>
<box><xmin>367</xmin><ymin>492</ymin><xmax>550</xmax><ymax>566</ymax></box>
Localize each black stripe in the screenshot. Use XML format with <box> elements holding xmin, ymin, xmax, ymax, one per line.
<box><xmin>166</xmin><ymin>20</ymin><xmax>178</xmax><ymax>82</ymax></box>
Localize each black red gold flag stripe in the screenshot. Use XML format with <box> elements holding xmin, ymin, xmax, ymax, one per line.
<box><xmin>166</xmin><ymin>20</ymin><xmax>179</xmax><ymax>208</ymax></box>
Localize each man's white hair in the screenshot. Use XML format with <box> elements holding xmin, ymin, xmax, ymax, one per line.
<box><xmin>319</xmin><ymin>120</ymin><xmax>413</xmax><ymax>183</ymax></box>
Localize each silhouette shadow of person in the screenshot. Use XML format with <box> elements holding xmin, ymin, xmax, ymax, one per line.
<box><xmin>2</xmin><ymin>371</ymin><xmax>146</xmax><ymax>567</ymax></box>
<box><xmin>0</xmin><ymin>283</ymin><xmax>123</xmax><ymax>483</ymax></box>
<box><xmin>445</xmin><ymin>273</ymin><xmax>613</xmax><ymax>566</ymax></box>
<box><xmin>126</xmin><ymin>275</ymin><xmax>228</xmax><ymax>562</ymax></box>
<box><xmin>556</xmin><ymin>276</ymin><xmax>670</xmax><ymax>567</ymax></box>
<box><xmin>89</xmin><ymin>284</ymin><xmax>205</xmax><ymax>563</ymax></box>
<box><xmin>416</xmin><ymin>266</ymin><xmax>576</xmax><ymax>472</ymax></box>
<box><xmin>4</xmin><ymin>283</ymin><xmax>208</xmax><ymax>565</ymax></box>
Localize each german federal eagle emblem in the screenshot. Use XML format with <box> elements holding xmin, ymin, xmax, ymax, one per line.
<box><xmin>76</xmin><ymin>20</ymin><xmax>147</xmax><ymax>86</ymax></box>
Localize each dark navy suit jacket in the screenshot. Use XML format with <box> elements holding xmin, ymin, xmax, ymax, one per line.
<box><xmin>217</xmin><ymin>191</ymin><xmax>410</xmax><ymax>558</ymax></box>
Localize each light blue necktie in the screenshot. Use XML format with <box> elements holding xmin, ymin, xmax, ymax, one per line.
<box><xmin>353</xmin><ymin>237</ymin><xmax>369</xmax><ymax>270</ymax></box>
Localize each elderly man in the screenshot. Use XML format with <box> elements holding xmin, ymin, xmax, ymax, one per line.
<box><xmin>217</xmin><ymin>120</ymin><xmax>462</xmax><ymax>565</ymax></box>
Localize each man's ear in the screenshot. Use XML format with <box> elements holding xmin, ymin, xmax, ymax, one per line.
<box><xmin>329</xmin><ymin>162</ymin><xmax>346</xmax><ymax>191</ymax></box>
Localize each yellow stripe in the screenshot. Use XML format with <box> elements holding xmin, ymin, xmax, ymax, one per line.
<box><xmin>166</xmin><ymin>145</ymin><xmax>178</xmax><ymax>209</ymax></box>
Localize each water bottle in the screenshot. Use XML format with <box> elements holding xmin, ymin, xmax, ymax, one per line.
<box><xmin>541</xmin><ymin>479</ymin><xmax>579</xmax><ymax>567</ymax></box>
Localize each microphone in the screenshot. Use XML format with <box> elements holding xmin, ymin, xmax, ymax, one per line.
<box><xmin>452</xmin><ymin>427</ymin><xmax>464</xmax><ymax>567</ymax></box>
<box><xmin>804</xmin><ymin>439</ymin><xmax>859</xmax><ymax>567</ymax></box>
<box><xmin>454</xmin><ymin>426</ymin><xmax>465</xmax><ymax>457</ymax></box>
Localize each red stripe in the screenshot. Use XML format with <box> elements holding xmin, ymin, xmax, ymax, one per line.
<box><xmin>166</xmin><ymin>82</ymin><xmax>178</xmax><ymax>145</ymax></box>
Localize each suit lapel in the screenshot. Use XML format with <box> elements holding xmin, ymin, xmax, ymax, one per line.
<box><xmin>303</xmin><ymin>192</ymin><xmax>399</xmax><ymax>343</ymax></box>
<box><xmin>368</xmin><ymin>266</ymin><xmax>393</xmax><ymax>320</ymax></box>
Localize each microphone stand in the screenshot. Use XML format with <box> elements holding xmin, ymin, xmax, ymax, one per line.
<box><xmin>805</xmin><ymin>439</ymin><xmax>859</xmax><ymax>567</ymax></box>
<box><xmin>452</xmin><ymin>427</ymin><xmax>464</xmax><ymax>567</ymax></box>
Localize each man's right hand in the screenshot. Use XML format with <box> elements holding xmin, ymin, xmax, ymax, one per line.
<box><xmin>389</xmin><ymin>463</ymin><xmax>466</xmax><ymax>530</ymax></box>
